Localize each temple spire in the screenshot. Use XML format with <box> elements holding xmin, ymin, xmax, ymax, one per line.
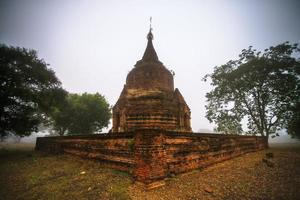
<box><xmin>142</xmin><ymin>17</ymin><xmax>159</xmax><ymax>62</ymax></box>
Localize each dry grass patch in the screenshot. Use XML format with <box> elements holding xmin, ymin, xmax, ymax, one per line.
<box><xmin>1</xmin><ymin>143</ymin><xmax>300</xmax><ymax>200</ymax></box>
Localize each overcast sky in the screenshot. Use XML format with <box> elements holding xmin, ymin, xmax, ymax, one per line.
<box><xmin>1</xmin><ymin>0</ymin><xmax>300</xmax><ymax>132</ymax></box>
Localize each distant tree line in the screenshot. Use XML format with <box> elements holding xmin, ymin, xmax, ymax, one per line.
<box><xmin>204</xmin><ymin>42</ymin><xmax>300</xmax><ymax>141</ymax></box>
<box><xmin>0</xmin><ymin>44</ymin><xmax>111</xmax><ymax>141</ymax></box>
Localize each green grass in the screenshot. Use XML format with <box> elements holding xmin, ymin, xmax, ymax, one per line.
<box><xmin>109</xmin><ymin>181</ymin><xmax>132</xmax><ymax>200</ymax></box>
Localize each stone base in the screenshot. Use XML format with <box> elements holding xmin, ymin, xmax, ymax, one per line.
<box><xmin>35</xmin><ymin>129</ymin><xmax>268</xmax><ymax>189</ymax></box>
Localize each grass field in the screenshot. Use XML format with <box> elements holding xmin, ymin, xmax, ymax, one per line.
<box><xmin>0</xmin><ymin>142</ymin><xmax>299</xmax><ymax>200</ymax></box>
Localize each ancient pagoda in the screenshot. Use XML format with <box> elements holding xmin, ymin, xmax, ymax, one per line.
<box><xmin>112</xmin><ymin>27</ymin><xmax>191</xmax><ymax>133</ymax></box>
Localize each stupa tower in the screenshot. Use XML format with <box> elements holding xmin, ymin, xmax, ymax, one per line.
<box><xmin>112</xmin><ymin>23</ymin><xmax>191</xmax><ymax>133</ymax></box>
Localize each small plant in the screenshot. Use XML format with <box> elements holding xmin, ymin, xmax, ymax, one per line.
<box><xmin>111</xmin><ymin>169</ymin><xmax>130</xmax><ymax>177</ymax></box>
<box><xmin>127</xmin><ymin>139</ymin><xmax>135</xmax><ymax>152</ymax></box>
<box><xmin>29</xmin><ymin>174</ymin><xmax>39</xmax><ymax>184</ymax></box>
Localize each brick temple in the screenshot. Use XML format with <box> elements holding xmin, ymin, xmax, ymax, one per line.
<box><xmin>112</xmin><ymin>28</ymin><xmax>191</xmax><ymax>133</ymax></box>
<box><xmin>36</xmin><ymin>26</ymin><xmax>268</xmax><ymax>189</ymax></box>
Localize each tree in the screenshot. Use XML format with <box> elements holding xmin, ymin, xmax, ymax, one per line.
<box><xmin>0</xmin><ymin>44</ymin><xmax>66</xmax><ymax>140</ymax></box>
<box><xmin>203</xmin><ymin>42</ymin><xmax>300</xmax><ymax>142</ymax></box>
<box><xmin>50</xmin><ymin>93</ymin><xmax>111</xmax><ymax>135</ymax></box>
<box><xmin>47</xmin><ymin>93</ymin><xmax>71</xmax><ymax>136</ymax></box>
<box><xmin>212</xmin><ymin>112</ymin><xmax>243</xmax><ymax>135</ymax></box>
<box><xmin>287</xmin><ymin>102</ymin><xmax>300</xmax><ymax>139</ymax></box>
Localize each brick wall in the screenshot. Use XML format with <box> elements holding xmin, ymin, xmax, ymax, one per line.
<box><xmin>164</xmin><ymin>132</ymin><xmax>267</xmax><ymax>175</ymax></box>
<box><xmin>35</xmin><ymin>133</ymin><xmax>134</xmax><ymax>172</ymax></box>
<box><xmin>35</xmin><ymin>129</ymin><xmax>267</xmax><ymax>189</ymax></box>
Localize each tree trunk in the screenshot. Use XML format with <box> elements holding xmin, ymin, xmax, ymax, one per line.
<box><xmin>58</xmin><ymin>128</ymin><xmax>63</xmax><ymax>136</ymax></box>
<box><xmin>266</xmin><ymin>132</ymin><xmax>270</xmax><ymax>148</ymax></box>
<box><xmin>58</xmin><ymin>127</ymin><xmax>66</xmax><ymax>136</ymax></box>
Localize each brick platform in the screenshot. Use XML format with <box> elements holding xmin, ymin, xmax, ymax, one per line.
<box><xmin>35</xmin><ymin>129</ymin><xmax>267</xmax><ymax>189</ymax></box>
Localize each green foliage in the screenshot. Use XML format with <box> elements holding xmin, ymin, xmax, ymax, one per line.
<box><xmin>127</xmin><ymin>139</ymin><xmax>135</xmax><ymax>152</ymax></box>
<box><xmin>48</xmin><ymin>95</ymin><xmax>71</xmax><ymax>136</ymax></box>
<box><xmin>287</xmin><ymin>102</ymin><xmax>300</xmax><ymax>139</ymax></box>
<box><xmin>0</xmin><ymin>44</ymin><xmax>66</xmax><ymax>139</ymax></box>
<box><xmin>204</xmin><ymin>42</ymin><xmax>300</xmax><ymax>139</ymax></box>
<box><xmin>110</xmin><ymin>169</ymin><xmax>130</xmax><ymax>177</ymax></box>
<box><xmin>212</xmin><ymin>112</ymin><xmax>243</xmax><ymax>134</ymax></box>
<box><xmin>50</xmin><ymin>93</ymin><xmax>111</xmax><ymax>135</ymax></box>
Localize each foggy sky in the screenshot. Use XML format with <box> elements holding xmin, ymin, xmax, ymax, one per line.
<box><xmin>1</xmin><ymin>0</ymin><xmax>300</xmax><ymax>132</ymax></box>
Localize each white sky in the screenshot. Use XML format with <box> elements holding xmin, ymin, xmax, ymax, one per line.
<box><xmin>1</xmin><ymin>0</ymin><xmax>300</xmax><ymax>132</ymax></box>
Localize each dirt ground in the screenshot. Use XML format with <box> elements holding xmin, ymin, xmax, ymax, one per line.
<box><xmin>0</xmin><ymin>142</ymin><xmax>299</xmax><ymax>200</ymax></box>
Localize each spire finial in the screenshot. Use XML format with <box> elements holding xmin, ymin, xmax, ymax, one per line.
<box><xmin>141</xmin><ymin>17</ymin><xmax>159</xmax><ymax>63</ymax></box>
<box><xmin>147</xmin><ymin>17</ymin><xmax>153</xmax><ymax>40</ymax></box>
